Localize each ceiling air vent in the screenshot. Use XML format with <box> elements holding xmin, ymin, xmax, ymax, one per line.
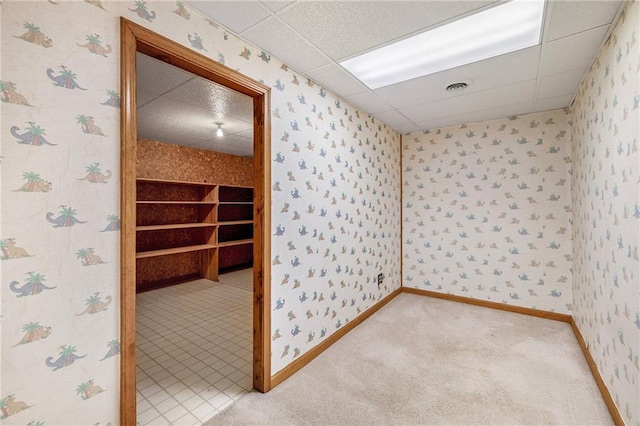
<box><xmin>446</xmin><ymin>82</ymin><xmax>469</xmax><ymax>92</ymax></box>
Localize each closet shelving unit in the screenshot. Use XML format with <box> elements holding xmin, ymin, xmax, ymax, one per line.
<box><xmin>135</xmin><ymin>178</ymin><xmax>253</xmax><ymax>292</ymax></box>
<box><xmin>217</xmin><ymin>185</ymin><xmax>255</xmax><ymax>273</ymax></box>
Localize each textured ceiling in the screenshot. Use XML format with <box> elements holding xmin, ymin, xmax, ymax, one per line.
<box><xmin>188</xmin><ymin>0</ymin><xmax>623</xmax><ymax>133</ymax></box>
<box><xmin>136</xmin><ymin>53</ymin><xmax>254</xmax><ymax>157</ymax></box>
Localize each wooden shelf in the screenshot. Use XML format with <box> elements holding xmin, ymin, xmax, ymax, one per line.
<box><xmin>137</xmin><ymin>223</ymin><xmax>217</xmax><ymax>231</ymax></box>
<box><xmin>136</xmin><ymin>244</ymin><xmax>216</xmax><ymax>259</ymax></box>
<box><xmin>218</xmin><ymin>184</ymin><xmax>252</xmax><ymax>188</ymax></box>
<box><xmin>137</xmin><ymin>177</ymin><xmax>218</xmax><ymax>186</ymax></box>
<box><xmin>218</xmin><ymin>239</ymin><xmax>253</xmax><ymax>247</ymax></box>
<box><xmin>219</xmin><ymin>220</ymin><xmax>253</xmax><ymax>225</ymax></box>
<box><xmin>136</xmin><ymin>179</ymin><xmax>252</xmax><ymax>290</ymax></box>
<box><xmin>137</xmin><ymin>200</ymin><xmax>217</xmax><ymax>205</ymax></box>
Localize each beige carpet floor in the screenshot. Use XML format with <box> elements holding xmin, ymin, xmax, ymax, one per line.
<box><xmin>206</xmin><ymin>293</ymin><xmax>612</xmax><ymax>425</ymax></box>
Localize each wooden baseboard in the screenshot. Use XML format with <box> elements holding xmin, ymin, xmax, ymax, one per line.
<box><xmin>403</xmin><ymin>286</ymin><xmax>622</xmax><ymax>424</ymax></box>
<box><xmin>570</xmin><ymin>318</ymin><xmax>624</xmax><ymax>425</ymax></box>
<box><xmin>402</xmin><ymin>287</ymin><xmax>572</xmax><ymax>323</ymax></box>
<box><xmin>268</xmin><ymin>283</ymin><xmax>623</xmax><ymax>425</ymax></box>
<box><xmin>270</xmin><ymin>287</ymin><xmax>402</xmax><ymax>388</ymax></box>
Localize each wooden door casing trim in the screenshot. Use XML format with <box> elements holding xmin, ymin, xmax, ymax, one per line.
<box><xmin>120</xmin><ymin>18</ymin><xmax>271</xmax><ymax>425</ymax></box>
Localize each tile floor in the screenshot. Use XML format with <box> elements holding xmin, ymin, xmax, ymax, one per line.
<box><xmin>136</xmin><ymin>269</ymin><xmax>253</xmax><ymax>425</ymax></box>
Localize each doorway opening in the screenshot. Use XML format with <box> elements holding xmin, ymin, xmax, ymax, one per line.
<box><xmin>120</xmin><ymin>18</ymin><xmax>271</xmax><ymax>425</ymax></box>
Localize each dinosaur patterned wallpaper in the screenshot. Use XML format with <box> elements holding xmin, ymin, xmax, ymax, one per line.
<box><xmin>402</xmin><ymin>109</ymin><xmax>573</xmax><ymax>313</ymax></box>
<box><xmin>1</xmin><ymin>0</ymin><xmax>400</xmax><ymax>424</ymax></box>
<box><xmin>2</xmin><ymin>0</ymin><xmax>638</xmax><ymax>424</ymax></box>
<box><xmin>570</xmin><ymin>1</ymin><xmax>640</xmax><ymax>424</ymax></box>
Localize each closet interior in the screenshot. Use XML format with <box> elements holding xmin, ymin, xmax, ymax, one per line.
<box><xmin>134</xmin><ymin>52</ymin><xmax>255</xmax><ymax>425</ymax></box>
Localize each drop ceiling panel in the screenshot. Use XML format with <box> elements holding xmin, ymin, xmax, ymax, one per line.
<box><xmin>136</xmin><ymin>53</ymin><xmax>192</xmax><ymax>104</ymax></box>
<box><xmin>372</xmin><ymin>110</ymin><xmax>410</xmax><ymax>127</ymax></box>
<box><xmin>137</xmin><ymin>112</ymin><xmax>179</xmax><ymax>133</ymax></box>
<box><xmin>546</xmin><ymin>1</ymin><xmax>621</xmax><ymax>41</ymax></box>
<box><xmin>375</xmin><ymin>45</ymin><xmax>541</xmax><ymax>109</ymax></box>
<box><xmin>261</xmin><ymin>1</ymin><xmax>294</xmax><ymax>13</ymax></box>
<box><xmin>454</xmin><ymin>101</ymin><xmax>535</xmax><ymax>126</ymax></box>
<box><xmin>188</xmin><ymin>1</ymin><xmax>271</xmax><ymax>34</ymax></box>
<box><xmin>242</xmin><ymin>18</ymin><xmax>331</xmax><ymax>72</ymax></box>
<box><xmin>233</xmin><ymin>129</ymin><xmax>254</xmax><ymax>140</ymax></box>
<box><xmin>137</xmin><ymin>110</ymin><xmax>219</xmax><ymax>142</ymax></box>
<box><xmin>417</xmin><ymin>101</ymin><xmax>534</xmax><ymax>131</ymax></box>
<box><xmin>400</xmin><ymin>79</ymin><xmax>537</xmax><ymax>123</ymax></box>
<box><xmin>541</xmin><ymin>25</ymin><xmax>609</xmax><ymax>76</ymax></box>
<box><xmin>305</xmin><ymin>64</ymin><xmax>368</xmax><ymax>97</ymax></box>
<box><xmin>393</xmin><ymin>122</ymin><xmax>421</xmax><ymax>134</ymax></box>
<box><xmin>184</xmin><ymin>0</ymin><xmax>622</xmax><ymax>133</ymax></box>
<box><xmin>344</xmin><ymin>92</ymin><xmax>392</xmax><ymax>115</ymax></box>
<box><xmin>139</xmin><ymin>97</ymin><xmax>214</xmax><ymax>127</ymax></box>
<box><xmin>537</xmin><ymin>68</ymin><xmax>587</xmax><ymax>100</ymax></box>
<box><xmin>137</xmin><ymin>88</ymin><xmax>158</xmax><ymax>107</ymax></box>
<box><xmin>137</xmin><ymin>52</ymin><xmax>254</xmax><ymax>156</ymax></box>
<box><xmin>164</xmin><ymin>77</ymin><xmax>253</xmax><ymax>124</ymax></box>
<box><xmin>138</xmin><ymin>96</ymin><xmax>251</xmax><ymax>136</ymax></box>
<box><xmin>535</xmin><ymin>94</ymin><xmax>574</xmax><ymax>112</ymax></box>
<box><xmin>278</xmin><ymin>1</ymin><xmax>496</xmax><ymax>60</ymax></box>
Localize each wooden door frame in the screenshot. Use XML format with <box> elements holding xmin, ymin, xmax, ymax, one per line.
<box><xmin>120</xmin><ymin>18</ymin><xmax>271</xmax><ymax>424</ymax></box>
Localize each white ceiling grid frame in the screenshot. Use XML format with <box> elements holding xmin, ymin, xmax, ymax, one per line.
<box><xmin>541</xmin><ymin>25</ymin><xmax>611</xmax><ymax>76</ymax></box>
<box><xmin>416</xmin><ymin>100</ymin><xmax>534</xmax><ymax>130</ymax></box>
<box><xmin>275</xmin><ymin>1</ymin><xmax>497</xmax><ymax>61</ymax></box>
<box><xmin>240</xmin><ymin>17</ymin><xmax>332</xmax><ymax>73</ymax></box>
<box><xmin>545</xmin><ymin>2</ymin><xmax>626</xmax><ymax>110</ymax></box>
<box><xmin>187</xmin><ymin>1</ymin><xmax>273</xmax><ymax>33</ymax></box>
<box><xmin>203</xmin><ymin>0</ymin><xmax>498</xmax><ymax>131</ymax></box>
<box><xmin>535</xmin><ymin>94</ymin><xmax>574</xmax><ymax>112</ymax></box>
<box><xmin>136</xmin><ymin>53</ymin><xmax>254</xmax><ymax>156</ymax></box>
<box><xmin>545</xmin><ymin>0</ymin><xmax>624</xmax><ymax>41</ymax></box>
<box><xmin>267</xmin><ymin>1</ymin><xmax>500</xmax><ymax>129</ymax></box>
<box><xmin>184</xmin><ymin>0</ymin><xmax>625</xmax><ymax>133</ymax></box>
<box><xmin>537</xmin><ymin>68</ymin><xmax>590</xmax><ymax>100</ymax></box>
<box><xmin>189</xmin><ymin>0</ymin><xmax>411</xmax><ymax>125</ymax></box>
<box><xmin>305</xmin><ymin>64</ymin><xmax>369</xmax><ymax>97</ymax></box>
<box><xmin>372</xmin><ymin>45</ymin><xmax>542</xmax><ymax>109</ymax></box>
<box><xmin>531</xmin><ymin>0</ymin><xmax>554</xmax><ymax>112</ymax></box>
<box><xmin>136</xmin><ymin>53</ymin><xmax>193</xmax><ymax>107</ymax></box>
<box><xmin>400</xmin><ymin>79</ymin><xmax>538</xmax><ymax>123</ymax></box>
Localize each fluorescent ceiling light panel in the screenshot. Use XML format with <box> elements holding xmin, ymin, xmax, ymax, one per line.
<box><xmin>340</xmin><ymin>0</ymin><xmax>545</xmax><ymax>89</ymax></box>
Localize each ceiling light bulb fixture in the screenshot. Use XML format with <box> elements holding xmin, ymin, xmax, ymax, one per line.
<box><xmin>340</xmin><ymin>0</ymin><xmax>545</xmax><ymax>89</ymax></box>
<box><xmin>215</xmin><ymin>122</ymin><xmax>224</xmax><ymax>138</ymax></box>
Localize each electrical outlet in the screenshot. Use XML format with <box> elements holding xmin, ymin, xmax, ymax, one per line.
<box><xmin>377</xmin><ymin>273</ymin><xmax>384</xmax><ymax>288</ymax></box>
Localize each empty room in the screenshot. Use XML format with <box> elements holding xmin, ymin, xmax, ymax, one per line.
<box><xmin>1</xmin><ymin>0</ymin><xmax>638</xmax><ymax>425</ymax></box>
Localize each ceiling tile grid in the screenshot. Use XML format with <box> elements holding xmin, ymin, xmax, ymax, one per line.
<box><xmin>305</xmin><ymin>63</ymin><xmax>369</xmax><ymax>97</ymax></box>
<box><xmin>541</xmin><ymin>25</ymin><xmax>611</xmax><ymax>76</ymax></box>
<box><xmin>546</xmin><ymin>0</ymin><xmax>622</xmax><ymax>41</ymax></box>
<box><xmin>241</xmin><ymin>17</ymin><xmax>331</xmax><ymax>73</ymax></box>
<box><xmin>188</xmin><ymin>1</ymin><xmax>272</xmax><ymax>33</ymax></box>
<box><xmin>184</xmin><ymin>0</ymin><xmax>624</xmax><ymax>133</ymax></box>
<box><xmin>276</xmin><ymin>1</ymin><xmax>496</xmax><ymax>61</ymax></box>
<box><xmin>535</xmin><ymin>94</ymin><xmax>575</xmax><ymax>112</ymax></box>
<box><xmin>344</xmin><ymin>91</ymin><xmax>393</xmax><ymax>115</ymax></box>
<box><xmin>373</xmin><ymin>45</ymin><xmax>541</xmax><ymax>109</ymax></box>
<box><xmin>537</xmin><ymin>67</ymin><xmax>588</xmax><ymax>100</ymax></box>
<box><xmin>136</xmin><ymin>53</ymin><xmax>254</xmax><ymax>156</ymax></box>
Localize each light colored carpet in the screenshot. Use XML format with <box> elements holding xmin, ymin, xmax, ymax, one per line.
<box><xmin>205</xmin><ymin>293</ymin><xmax>612</xmax><ymax>425</ymax></box>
